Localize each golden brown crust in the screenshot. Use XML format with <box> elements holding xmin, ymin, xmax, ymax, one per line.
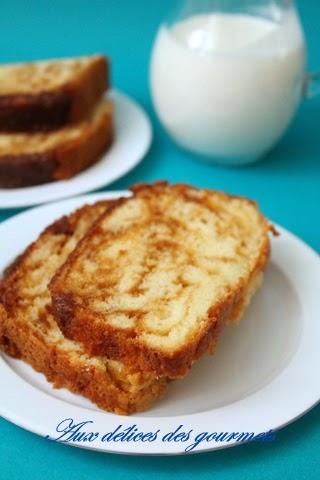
<box><xmin>0</xmin><ymin>153</ymin><xmax>57</xmax><ymax>188</ymax></box>
<box><xmin>0</xmin><ymin>202</ymin><xmax>167</xmax><ymax>415</ymax></box>
<box><xmin>50</xmin><ymin>182</ymin><xmax>271</xmax><ymax>378</ymax></box>
<box><xmin>0</xmin><ymin>55</ymin><xmax>108</xmax><ymax>132</ymax></box>
<box><xmin>0</xmin><ymin>304</ymin><xmax>20</xmax><ymax>357</ymax></box>
<box><xmin>53</xmin><ymin>102</ymin><xmax>113</xmax><ymax>180</ymax></box>
<box><xmin>0</xmin><ymin>311</ymin><xmax>167</xmax><ymax>415</ymax></box>
<box><xmin>0</xmin><ymin>202</ymin><xmax>110</xmax><ymax>314</ymax></box>
<box><xmin>67</xmin><ymin>55</ymin><xmax>109</xmax><ymax>123</ymax></box>
<box><xmin>0</xmin><ymin>100</ymin><xmax>113</xmax><ymax>188</ymax></box>
<box><xmin>51</xmin><ymin>270</ymin><xmax>265</xmax><ymax>378</ymax></box>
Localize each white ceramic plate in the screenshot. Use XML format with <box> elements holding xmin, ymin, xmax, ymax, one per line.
<box><xmin>0</xmin><ymin>192</ymin><xmax>320</xmax><ymax>455</ymax></box>
<box><xmin>0</xmin><ymin>91</ymin><xmax>152</xmax><ymax>209</ymax></box>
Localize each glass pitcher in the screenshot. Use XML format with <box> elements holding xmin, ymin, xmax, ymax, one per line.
<box><xmin>150</xmin><ymin>0</ymin><xmax>319</xmax><ymax>165</ymax></box>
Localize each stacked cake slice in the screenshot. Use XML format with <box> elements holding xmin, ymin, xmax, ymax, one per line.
<box><xmin>0</xmin><ymin>201</ymin><xmax>167</xmax><ymax>414</ymax></box>
<box><xmin>0</xmin><ymin>55</ymin><xmax>112</xmax><ymax>187</ymax></box>
<box><xmin>0</xmin><ymin>182</ymin><xmax>271</xmax><ymax>413</ymax></box>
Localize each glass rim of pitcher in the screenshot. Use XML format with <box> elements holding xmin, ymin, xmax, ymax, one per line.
<box><xmin>165</xmin><ymin>0</ymin><xmax>297</xmax><ymax>27</ymax></box>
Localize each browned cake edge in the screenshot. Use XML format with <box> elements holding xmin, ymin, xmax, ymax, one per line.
<box><xmin>0</xmin><ymin>102</ymin><xmax>113</xmax><ymax>188</ymax></box>
<box><xmin>50</xmin><ymin>182</ymin><xmax>272</xmax><ymax>379</ymax></box>
<box><xmin>0</xmin><ymin>307</ymin><xmax>167</xmax><ymax>415</ymax></box>
<box><xmin>0</xmin><ymin>55</ymin><xmax>109</xmax><ymax>132</ymax></box>
<box><xmin>0</xmin><ymin>202</ymin><xmax>167</xmax><ymax>415</ymax></box>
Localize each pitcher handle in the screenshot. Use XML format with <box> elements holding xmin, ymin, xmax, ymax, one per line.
<box><xmin>303</xmin><ymin>71</ymin><xmax>320</xmax><ymax>99</ymax></box>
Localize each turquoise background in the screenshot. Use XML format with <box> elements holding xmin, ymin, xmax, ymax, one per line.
<box><xmin>0</xmin><ymin>0</ymin><xmax>319</xmax><ymax>478</ymax></box>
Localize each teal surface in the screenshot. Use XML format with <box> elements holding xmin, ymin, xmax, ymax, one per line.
<box><xmin>0</xmin><ymin>0</ymin><xmax>319</xmax><ymax>478</ymax></box>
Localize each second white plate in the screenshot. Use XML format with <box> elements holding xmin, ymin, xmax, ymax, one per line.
<box><xmin>0</xmin><ymin>91</ymin><xmax>152</xmax><ymax>209</ymax></box>
<box><xmin>0</xmin><ymin>192</ymin><xmax>320</xmax><ymax>455</ymax></box>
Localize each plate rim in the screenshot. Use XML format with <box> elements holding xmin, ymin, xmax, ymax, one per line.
<box><xmin>0</xmin><ymin>90</ymin><xmax>152</xmax><ymax>209</ymax></box>
<box><xmin>0</xmin><ymin>191</ymin><xmax>320</xmax><ymax>455</ymax></box>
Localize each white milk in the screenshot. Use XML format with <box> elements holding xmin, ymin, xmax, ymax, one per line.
<box><xmin>150</xmin><ymin>12</ymin><xmax>305</xmax><ymax>163</ymax></box>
